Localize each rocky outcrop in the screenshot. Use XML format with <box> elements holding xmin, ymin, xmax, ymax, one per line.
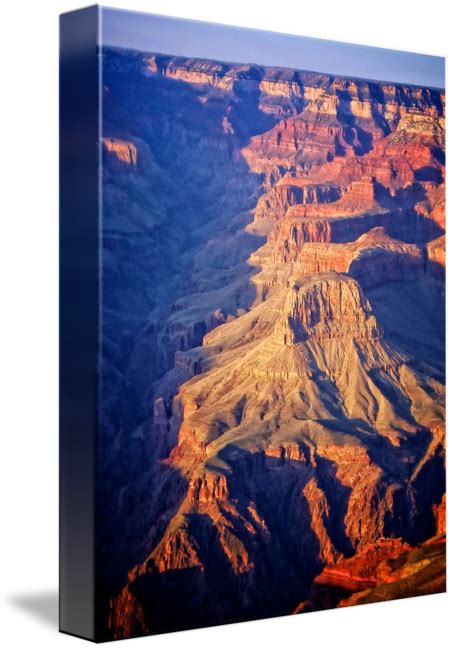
<box><xmin>187</xmin><ymin>473</ymin><xmax>230</xmax><ymax>504</ymax></box>
<box><xmin>279</xmin><ymin>276</ymin><xmax>380</xmax><ymax>344</ymax></box>
<box><xmin>254</xmin><ymin>182</ymin><xmax>342</xmax><ymax>224</ymax></box>
<box><xmin>243</xmin><ymin>113</ymin><xmax>357</xmax><ymax>172</ymax></box>
<box><xmin>312</xmin><ymin>538</ymin><xmax>413</xmax><ymax>592</ymax></box>
<box><xmin>103</xmin><ymin>137</ymin><xmax>138</xmax><ymax>165</ymax></box>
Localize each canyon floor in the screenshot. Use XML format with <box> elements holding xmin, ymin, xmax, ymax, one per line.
<box><xmin>97</xmin><ymin>47</ymin><xmax>445</xmax><ymax>640</ymax></box>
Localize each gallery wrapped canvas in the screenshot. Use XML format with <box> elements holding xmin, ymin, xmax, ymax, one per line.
<box><xmin>60</xmin><ymin>5</ymin><xmax>446</xmax><ymax>642</ymax></box>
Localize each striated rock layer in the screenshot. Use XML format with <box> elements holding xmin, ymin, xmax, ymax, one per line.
<box><xmin>98</xmin><ymin>47</ymin><xmax>446</xmax><ymax>640</ymax></box>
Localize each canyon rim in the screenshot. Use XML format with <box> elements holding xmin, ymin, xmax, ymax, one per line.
<box><xmin>96</xmin><ymin>25</ymin><xmax>445</xmax><ymax>642</ymax></box>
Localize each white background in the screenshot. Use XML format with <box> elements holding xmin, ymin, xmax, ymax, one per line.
<box><xmin>0</xmin><ymin>0</ymin><xmax>450</xmax><ymax>648</ymax></box>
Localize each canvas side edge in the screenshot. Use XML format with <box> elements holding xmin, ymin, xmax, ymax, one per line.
<box><xmin>59</xmin><ymin>5</ymin><xmax>100</xmax><ymax>642</ymax></box>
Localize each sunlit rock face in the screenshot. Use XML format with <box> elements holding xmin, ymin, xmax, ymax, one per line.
<box><xmin>98</xmin><ymin>46</ymin><xmax>445</xmax><ymax>640</ymax></box>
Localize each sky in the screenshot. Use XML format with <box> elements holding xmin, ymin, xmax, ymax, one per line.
<box><xmin>100</xmin><ymin>6</ymin><xmax>445</xmax><ymax>89</ymax></box>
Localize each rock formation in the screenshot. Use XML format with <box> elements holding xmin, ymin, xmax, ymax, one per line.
<box><xmin>97</xmin><ymin>47</ymin><xmax>446</xmax><ymax>640</ymax></box>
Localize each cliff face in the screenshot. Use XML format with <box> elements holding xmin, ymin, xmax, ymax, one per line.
<box><xmin>98</xmin><ymin>47</ymin><xmax>445</xmax><ymax>640</ymax></box>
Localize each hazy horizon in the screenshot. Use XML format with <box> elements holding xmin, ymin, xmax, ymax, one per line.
<box><xmin>100</xmin><ymin>6</ymin><xmax>445</xmax><ymax>88</ymax></box>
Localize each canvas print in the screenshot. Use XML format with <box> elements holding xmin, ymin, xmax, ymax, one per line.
<box><xmin>92</xmin><ymin>8</ymin><xmax>446</xmax><ymax>641</ymax></box>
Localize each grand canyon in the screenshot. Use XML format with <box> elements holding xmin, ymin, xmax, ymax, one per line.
<box><xmin>97</xmin><ymin>46</ymin><xmax>445</xmax><ymax>640</ymax></box>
